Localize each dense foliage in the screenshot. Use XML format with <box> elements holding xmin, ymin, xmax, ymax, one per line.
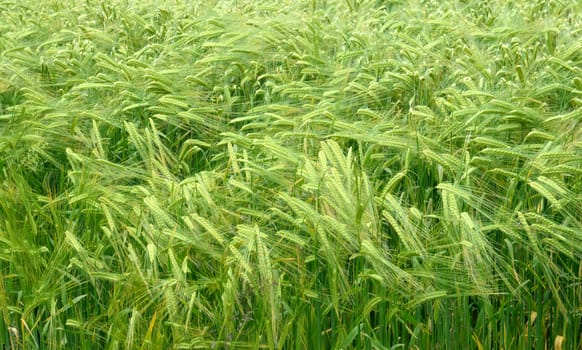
<box><xmin>0</xmin><ymin>0</ymin><xmax>581</xmax><ymax>348</ymax></box>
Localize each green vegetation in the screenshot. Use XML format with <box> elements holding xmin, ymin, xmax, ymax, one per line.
<box><xmin>1</xmin><ymin>0</ymin><xmax>581</xmax><ymax>348</ymax></box>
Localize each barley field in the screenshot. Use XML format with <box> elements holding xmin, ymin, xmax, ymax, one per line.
<box><xmin>0</xmin><ymin>0</ymin><xmax>581</xmax><ymax>349</ymax></box>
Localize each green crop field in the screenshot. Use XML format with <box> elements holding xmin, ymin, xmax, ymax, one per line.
<box><xmin>0</xmin><ymin>0</ymin><xmax>581</xmax><ymax>348</ymax></box>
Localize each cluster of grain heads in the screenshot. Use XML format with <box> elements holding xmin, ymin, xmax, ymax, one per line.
<box><xmin>0</xmin><ymin>0</ymin><xmax>580</xmax><ymax>348</ymax></box>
